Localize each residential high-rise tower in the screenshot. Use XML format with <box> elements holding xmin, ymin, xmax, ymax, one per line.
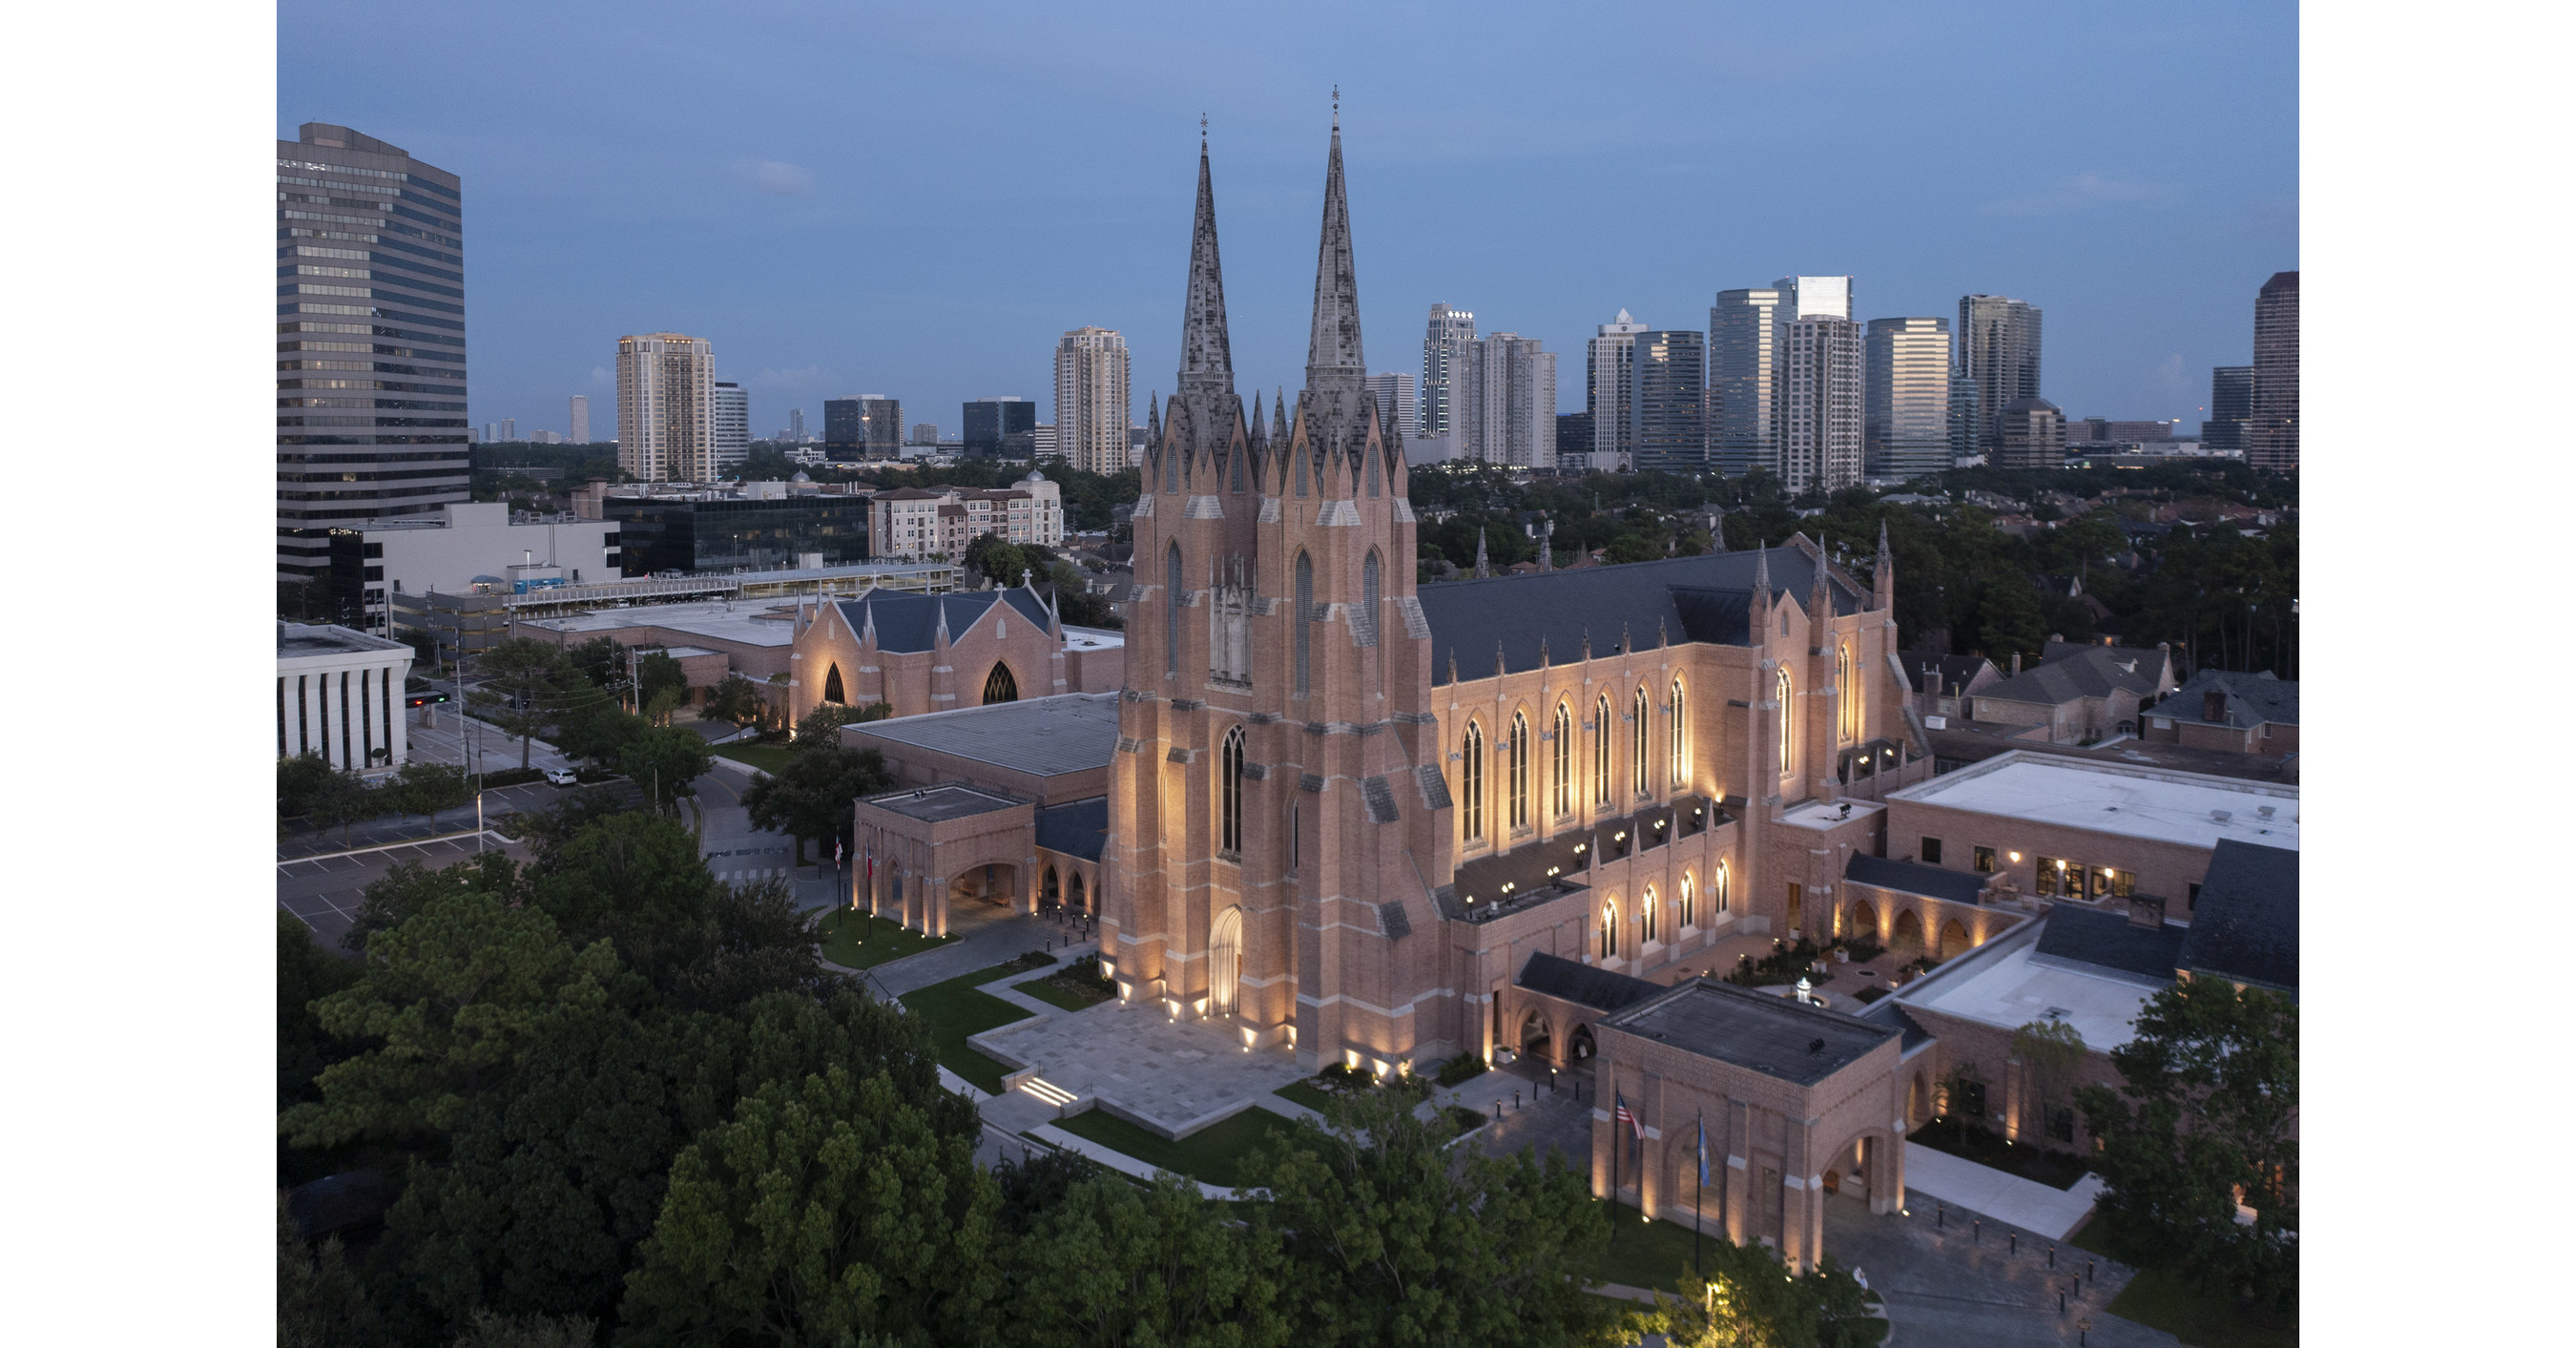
<box><xmin>712</xmin><ymin>382</ymin><xmax>749</xmax><ymax>472</ymax></box>
<box><xmin>276</xmin><ymin>123</ymin><xmax>470</xmax><ymax>582</ymax></box>
<box><xmin>615</xmin><ymin>333</ymin><xmax>716</xmax><ymax>482</ymax></box>
<box><xmin>1467</xmin><ymin>335</ymin><xmax>1554</xmax><ymax>468</ymax></box>
<box><xmin>1364</xmin><ymin>372</ymin><xmax>1416</xmax><ymax>444</ymax></box>
<box><xmin>1864</xmin><ymin>317</ymin><xmax>1952</xmax><ymax>483</ymax></box>
<box><xmin>1587</xmin><ymin>309</ymin><xmax>1648</xmax><ymax>469</ymax></box>
<box><xmin>570</xmin><ymin>393</ymin><xmax>590</xmax><ymax>444</ymax></box>
<box><xmin>2249</xmin><ymin>272</ymin><xmax>2298</xmax><ymax>471</ymax></box>
<box><xmin>1958</xmin><ymin>295</ymin><xmax>2043</xmax><ymax>452</ymax></box>
<box><xmin>1420</xmin><ymin>304</ymin><xmax>1477</xmax><ymax>442</ymax></box>
<box><xmin>1054</xmin><ymin>326</ymin><xmax>1133</xmax><ymax>474</ymax></box>
<box><xmin>1779</xmin><ymin>316</ymin><xmax>1862</xmax><ymax>494</ymax></box>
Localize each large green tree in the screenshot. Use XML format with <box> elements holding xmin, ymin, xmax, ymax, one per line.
<box><xmin>615</xmin><ymin>726</ymin><xmax>714</xmax><ymax>814</ymax></box>
<box><xmin>2077</xmin><ymin>980</ymin><xmax>2298</xmax><ymax>1312</ymax></box>
<box><xmin>617</xmin><ymin>1063</ymin><xmax>1000</xmax><ymax>1346</ymax></box>
<box><xmin>471</xmin><ymin>637</ymin><xmax>579</xmax><ymax>770</ymax></box>
<box><xmin>742</xmin><ymin>743</ymin><xmax>895</xmax><ymax>865</ymax></box>
<box><xmin>1242</xmin><ymin>1081</ymin><xmax>1612</xmax><ymax>1346</ymax></box>
<box><xmin>1006</xmin><ymin>1172</ymin><xmax>1290</xmax><ymax>1348</ymax></box>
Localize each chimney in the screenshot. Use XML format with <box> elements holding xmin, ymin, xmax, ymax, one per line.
<box><xmin>2202</xmin><ymin>688</ymin><xmax>2228</xmax><ymax>723</ymax></box>
<box><xmin>2128</xmin><ymin>895</ymin><xmax>2167</xmax><ymax>929</ymax></box>
<box><xmin>2011</xmin><ymin>651</ymin><xmax>2023</xmax><ymax>676</ymax></box>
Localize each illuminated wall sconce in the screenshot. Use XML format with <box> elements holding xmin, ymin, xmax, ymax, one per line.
<box><xmin>2007</xmin><ymin>852</ymin><xmax>2022</xmax><ymax>863</ymax></box>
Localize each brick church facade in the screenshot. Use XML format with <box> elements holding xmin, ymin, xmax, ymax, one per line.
<box><xmin>1100</xmin><ymin>119</ymin><xmax>1935</xmax><ymax>1080</ymax></box>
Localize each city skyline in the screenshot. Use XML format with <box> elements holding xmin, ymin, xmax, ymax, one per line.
<box><xmin>280</xmin><ymin>2</ymin><xmax>2296</xmax><ymax>443</ymax></box>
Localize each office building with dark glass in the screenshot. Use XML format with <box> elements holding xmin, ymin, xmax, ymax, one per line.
<box><xmin>603</xmin><ymin>492</ymin><xmax>874</xmax><ymax>574</ymax></box>
<box><xmin>962</xmin><ymin>397</ymin><xmax>1037</xmax><ymax>457</ymax></box>
<box><xmin>1627</xmin><ymin>329</ymin><xmax>1706</xmax><ymax>474</ymax></box>
<box><xmin>824</xmin><ymin>396</ymin><xmax>904</xmax><ymax>461</ymax></box>
<box><xmin>1957</xmin><ymin>294</ymin><xmax>2042</xmax><ymax>453</ymax></box>
<box><xmin>277</xmin><ymin>123</ymin><xmax>470</xmax><ymax>581</ymax></box>
<box><xmin>1864</xmin><ymin>317</ymin><xmax>1951</xmax><ymax>483</ymax></box>
<box><xmin>1708</xmin><ymin>286</ymin><xmax>1787</xmax><ymax>477</ymax></box>
<box><xmin>2201</xmin><ymin>365</ymin><xmax>2253</xmax><ymax>457</ymax></box>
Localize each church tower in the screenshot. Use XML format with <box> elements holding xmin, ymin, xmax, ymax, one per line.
<box><xmin>1102</xmin><ymin>112</ymin><xmax>1441</xmax><ymax>1071</ymax></box>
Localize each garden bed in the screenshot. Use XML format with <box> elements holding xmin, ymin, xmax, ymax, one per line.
<box><xmin>1909</xmin><ymin>1115</ymin><xmax>2094</xmax><ymax>1191</ymax></box>
<box><xmin>1014</xmin><ymin>962</ymin><xmax>1116</xmax><ymax>1013</ymax></box>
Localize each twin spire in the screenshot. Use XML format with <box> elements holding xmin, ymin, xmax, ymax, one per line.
<box><xmin>1174</xmin><ymin>108</ymin><xmax>1365</xmax><ymax>415</ymax></box>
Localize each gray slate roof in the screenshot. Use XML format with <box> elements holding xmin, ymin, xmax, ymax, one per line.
<box><xmin>1901</xmin><ymin>650</ymin><xmax>1998</xmax><ymax>697</ymax></box>
<box><xmin>848</xmin><ymin>693</ymin><xmax>1119</xmax><ymax>778</ymax></box>
<box><xmin>1845</xmin><ymin>854</ymin><xmax>1989</xmax><ymax>906</ymax></box>
<box><xmin>1978</xmin><ymin>641</ymin><xmax>2165</xmax><ymax>707</ymax></box>
<box><xmin>1516</xmin><ymin>951</ymin><xmax>1665</xmax><ymax>1014</ymax></box>
<box><xmin>832</xmin><ymin>587</ymin><xmax>1050</xmax><ymax>654</ymax></box>
<box><xmin>2178</xmin><ymin>840</ymin><xmax>2298</xmax><ymax>993</ymax></box>
<box><xmin>1033</xmin><ymin>796</ymin><xmax>1109</xmax><ymax>861</ymax></box>
<box><xmin>1417</xmin><ymin>544</ymin><xmax>1861</xmax><ymax>686</ymax></box>
<box><xmin>2033</xmin><ymin>905</ymin><xmax>2187</xmax><ymax>983</ymax></box>
<box><xmin>1601</xmin><ymin>979</ymin><xmax>1900</xmax><ymax>1088</ymax></box>
<box><xmin>2155</xmin><ymin>669</ymin><xmax>2299</xmax><ymax>729</ymax></box>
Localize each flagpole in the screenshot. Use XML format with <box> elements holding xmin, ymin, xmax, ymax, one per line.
<box><xmin>1609</xmin><ymin>1065</ymin><xmax>1619</xmax><ymax>1241</ymax></box>
<box><xmin>1694</xmin><ymin>1108</ymin><xmax>1704</xmax><ymax>1281</ymax></box>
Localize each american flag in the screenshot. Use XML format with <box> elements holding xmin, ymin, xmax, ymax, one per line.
<box><xmin>1614</xmin><ymin>1091</ymin><xmax>1640</xmax><ymax>1139</ymax></box>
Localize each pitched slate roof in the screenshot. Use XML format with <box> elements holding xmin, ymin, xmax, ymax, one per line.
<box><xmin>1033</xmin><ymin>796</ymin><xmax>1109</xmax><ymax>861</ymax></box>
<box><xmin>1901</xmin><ymin>650</ymin><xmax>1997</xmax><ymax>697</ymax></box>
<box><xmin>2178</xmin><ymin>839</ymin><xmax>2298</xmax><ymax>993</ymax></box>
<box><xmin>1516</xmin><ymin>951</ymin><xmax>1665</xmax><ymax>1014</ymax></box>
<box><xmin>1845</xmin><ymin>854</ymin><xmax>1990</xmax><ymax>906</ymax></box>
<box><xmin>1978</xmin><ymin>642</ymin><xmax>2161</xmax><ymax>707</ymax></box>
<box><xmin>832</xmin><ymin>588</ymin><xmax>1049</xmax><ymax>653</ymax></box>
<box><xmin>1417</xmin><ymin>544</ymin><xmax>1861</xmax><ymax>685</ymax></box>
<box><xmin>2032</xmin><ymin>904</ymin><xmax>2187</xmax><ymax>983</ymax></box>
<box><xmin>2155</xmin><ymin>669</ymin><xmax>2299</xmax><ymax>729</ymax></box>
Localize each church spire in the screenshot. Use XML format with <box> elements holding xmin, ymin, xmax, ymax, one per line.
<box><xmin>1304</xmin><ymin>106</ymin><xmax>1363</xmax><ymax>395</ymax></box>
<box><xmin>1178</xmin><ymin>134</ymin><xmax>1233</xmax><ymax>399</ymax></box>
<box><xmin>1473</xmin><ymin>527</ymin><xmax>1489</xmax><ymax>578</ymax></box>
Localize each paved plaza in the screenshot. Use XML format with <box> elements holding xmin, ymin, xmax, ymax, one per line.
<box><xmin>969</xmin><ymin>972</ymin><xmax>1316</xmax><ymax>1138</ymax></box>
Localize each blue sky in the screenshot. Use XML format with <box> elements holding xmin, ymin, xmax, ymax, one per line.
<box><xmin>280</xmin><ymin>1</ymin><xmax>2296</xmax><ymax>441</ymax></box>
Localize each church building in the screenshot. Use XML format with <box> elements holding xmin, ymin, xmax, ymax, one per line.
<box><xmin>1098</xmin><ymin>116</ymin><xmax>1936</xmax><ymax>1080</ymax></box>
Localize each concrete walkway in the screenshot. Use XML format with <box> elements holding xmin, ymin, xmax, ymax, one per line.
<box><xmin>971</xmin><ymin>985</ymin><xmax>1314</xmax><ymax>1138</ymax></box>
<box><xmin>1901</xmin><ymin>1143</ymin><xmax>2104</xmax><ymax>1241</ymax></box>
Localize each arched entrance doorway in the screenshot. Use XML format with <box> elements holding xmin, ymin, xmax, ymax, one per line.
<box><xmin>1938</xmin><ymin>918</ymin><xmax>1971</xmax><ymax>960</ymax></box>
<box><xmin>1041</xmin><ymin>865</ymin><xmax>1061</xmax><ymax>910</ymax></box>
<box><xmin>1850</xmin><ymin>901</ymin><xmax>1880</xmax><ymax>945</ymax></box>
<box><xmin>982</xmin><ymin>662</ymin><xmax>1018</xmax><ymax>704</ymax></box>
<box><xmin>1518</xmin><ymin>1008</ymin><xmax>1554</xmax><ymax>1064</ymax></box>
<box><xmin>948</xmin><ymin>862</ymin><xmax>1021</xmax><ymax>915</ymax></box>
<box><xmin>1568</xmin><ymin>1024</ymin><xmax>1598</xmax><ymax>1062</ymax></box>
<box><xmin>1890</xmin><ymin>908</ymin><xmax>1924</xmax><ymax>955</ymax></box>
<box><xmin>1070</xmin><ymin>870</ymin><xmax>1088</xmax><ymax>914</ymax></box>
<box><xmin>1208</xmin><ymin>905</ymin><xmax>1243</xmax><ymax>1017</ymax></box>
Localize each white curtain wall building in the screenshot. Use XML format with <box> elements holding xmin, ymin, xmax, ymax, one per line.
<box><xmin>279</xmin><ymin>622</ymin><xmax>416</xmax><ymax>772</ymax></box>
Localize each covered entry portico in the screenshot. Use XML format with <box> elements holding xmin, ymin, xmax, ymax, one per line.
<box><xmin>1591</xmin><ymin>979</ymin><xmax>1908</xmax><ymax>1275</ymax></box>
<box><xmin>856</xmin><ymin>784</ymin><xmax>1037</xmax><ymax>937</ymax></box>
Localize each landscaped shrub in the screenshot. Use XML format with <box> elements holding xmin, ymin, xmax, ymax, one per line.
<box><xmin>1433</xmin><ymin>1052</ymin><xmax>1487</xmax><ymax>1088</ymax></box>
<box><xmin>1444</xmin><ymin>1105</ymin><xmax>1487</xmax><ymax>1135</ymax></box>
<box><xmin>1009</xmin><ymin>949</ymin><xmax>1058</xmax><ymax>972</ymax></box>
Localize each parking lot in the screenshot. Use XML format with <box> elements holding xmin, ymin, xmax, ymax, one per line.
<box><xmin>278</xmin><ymin>831</ymin><xmax>531</xmax><ymax>949</ymax></box>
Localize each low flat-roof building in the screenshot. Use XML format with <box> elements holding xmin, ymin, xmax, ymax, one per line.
<box><xmin>278</xmin><ymin>621</ymin><xmax>414</xmax><ymax>772</ymax></box>
<box><xmin>306</xmin><ymin>502</ymin><xmax>620</xmax><ymax>637</ymax></box>
<box><xmin>1883</xmin><ymin>750</ymin><xmax>2296</xmax><ymax>920</ymax></box>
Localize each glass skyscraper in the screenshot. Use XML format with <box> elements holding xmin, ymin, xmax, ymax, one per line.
<box><xmin>1628</xmin><ymin>329</ymin><xmax>1706</xmax><ymax>475</ymax></box>
<box><xmin>2249</xmin><ymin>272</ymin><xmax>2298</xmax><ymax>471</ymax></box>
<box><xmin>1420</xmin><ymin>304</ymin><xmax>1477</xmax><ymax>441</ymax></box>
<box><xmin>1708</xmin><ymin>286</ymin><xmax>1787</xmax><ymax>478</ymax></box>
<box><xmin>276</xmin><ymin>123</ymin><xmax>469</xmax><ymax>582</ymax></box>
<box><xmin>1864</xmin><ymin>317</ymin><xmax>1952</xmax><ymax>483</ymax></box>
<box><xmin>2201</xmin><ymin>365</ymin><xmax>2252</xmax><ymax>457</ymax></box>
<box><xmin>1958</xmin><ymin>294</ymin><xmax>2043</xmax><ymax>452</ymax></box>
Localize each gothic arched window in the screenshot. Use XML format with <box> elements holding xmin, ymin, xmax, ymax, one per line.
<box><xmin>1642</xmin><ymin>884</ymin><xmax>1658</xmax><ymax>944</ymax></box>
<box><xmin>1631</xmin><ymin>687</ymin><xmax>1650</xmax><ymax>797</ymax></box>
<box><xmin>1209</xmin><ymin>905</ymin><xmax>1243</xmax><ymax>1017</ymax></box>
<box><xmin>1669</xmin><ymin>676</ymin><xmax>1687</xmax><ymax>787</ymax></box>
<box><xmin>1715</xmin><ymin>860</ymin><xmax>1731</xmax><ymax>914</ymax></box>
<box><xmin>1680</xmin><ymin>873</ymin><xmax>1695</xmax><ymax>928</ymax></box>
<box><xmin>1294</xmin><ymin>551</ymin><xmax>1314</xmax><ymax>696</ymax></box>
<box><xmin>1365</xmin><ymin>444</ymin><xmax>1381</xmax><ymax>497</ymax></box>
<box><xmin>1360</xmin><ymin>550</ymin><xmax>1381</xmax><ymax>648</ymax></box>
<box><xmin>1839</xmin><ymin>642</ymin><xmax>1858</xmax><ymax>743</ymax></box>
<box><xmin>1165</xmin><ymin>544</ymin><xmax>1183</xmax><ymax>677</ymax></box>
<box><xmin>1296</xmin><ymin>444</ymin><xmax>1310</xmax><ymax>497</ymax></box>
<box><xmin>1461</xmin><ymin>719</ymin><xmax>1485</xmax><ymax>841</ymax></box>
<box><xmin>982</xmin><ymin>662</ymin><xmax>1017</xmax><ymax>705</ymax></box>
<box><xmin>1508</xmin><ymin>712</ymin><xmax>1529</xmax><ymax>832</ymax></box>
<box><xmin>1593</xmin><ymin>694</ymin><xmax>1612</xmax><ymax>807</ymax></box>
<box><xmin>1164</xmin><ymin>441</ymin><xmax>1180</xmax><ymax>494</ymax></box>
<box><xmin>821</xmin><ymin>663</ymin><xmax>846</xmax><ymax>706</ymax></box>
<box><xmin>1776</xmin><ymin>668</ymin><xmax>1793</xmax><ymax>776</ymax></box>
<box><xmin>1600</xmin><ymin>899</ymin><xmax>1617</xmax><ymax>959</ymax></box>
<box><xmin>1220</xmin><ymin>725</ymin><xmax>1244</xmax><ymax>856</ymax></box>
<box><xmin>1551</xmin><ymin>702</ymin><xmax>1572</xmax><ymax>819</ymax></box>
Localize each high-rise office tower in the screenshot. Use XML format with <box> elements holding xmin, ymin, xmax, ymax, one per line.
<box><xmin>570</xmin><ymin>394</ymin><xmax>590</xmax><ymax>443</ymax></box>
<box><xmin>276</xmin><ymin>122</ymin><xmax>471</xmax><ymax>582</ymax></box>
<box><xmin>1958</xmin><ymin>295</ymin><xmax>2043</xmax><ymax>451</ymax></box>
<box><xmin>2201</xmin><ymin>365</ymin><xmax>2253</xmax><ymax>457</ymax></box>
<box><xmin>1364</xmin><ymin>371</ymin><xmax>1416</xmax><ymax>443</ymax></box>
<box><xmin>1628</xmin><ymin>328</ymin><xmax>1706</xmax><ymax>474</ymax></box>
<box><xmin>1587</xmin><ymin>309</ymin><xmax>1648</xmax><ymax>468</ymax></box>
<box><xmin>962</xmin><ymin>397</ymin><xmax>1037</xmax><ymax>456</ymax></box>
<box><xmin>824</xmin><ymin>396</ymin><xmax>904</xmax><ymax>460</ymax></box>
<box><xmin>1554</xmin><ymin>412</ymin><xmax>1593</xmax><ymax>469</ymax></box>
<box><xmin>1947</xmin><ymin>367</ymin><xmax>1982</xmax><ymax>464</ymax></box>
<box><xmin>2249</xmin><ymin>272</ymin><xmax>2298</xmax><ymax>471</ymax></box>
<box><xmin>1779</xmin><ymin>316</ymin><xmax>1862</xmax><ymax>494</ymax></box>
<box><xmin>1053</xmin><ymin>326</ymin><xmax>1132</xmax><ymax>474</ymax></box>
<box><xmin>1864</xmin><ymin>317</ymin><xmax>1952</xmax><ymax>482</ymax></box>
<box><xmin>1708</xmin><ymin>286</ymin><xmax>1787</xmax><ymax>478</ymax></box>
<box><xmin>615</xmin><ymin>333</ymin><xmax>716</xmax><ymax>482</ymax></box>
<box><xmin>1467</xmin><ymin>335</ymin><xmax>1554</xmax><ymax>468</ymax></box>
<box><xmin>483</xmin><ymin>423</ymin><xmax>499</xmax><ymax>444</ymax></box>
<box><xmin>712</xmin><ymin>382</ymin><xmax>749</xmax><ymax>471</ymax></box>
<box><xmin>788</xmin><ymin>407</ymin><xmax>806</xmax><ymax>440</ymax></box>
<box><xmin>1993</xmin><ymin>397</ymin><xmax>2066</xmax><ymax>470</ymax></box>
<box><xmin>1420</xmin><ymin>304</ymin><xmax>1477</xmax><ymax>440</ymax></box>
<box><xmin>497</xmin><ymin>418</ymin><xmax>516</xmax><ymax>443</ymax></box>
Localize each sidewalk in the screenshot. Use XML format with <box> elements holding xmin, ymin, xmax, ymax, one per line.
<box><xmin>1901</xmin><ymin>1143</ymin><xmax>2104</xmax><ymax>1241</ymax></box>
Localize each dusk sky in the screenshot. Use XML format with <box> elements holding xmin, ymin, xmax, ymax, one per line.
<box><xmin>280</xmin><ymin>1</ymin><xmax>2296</xmax><ymax>443</ymax></box>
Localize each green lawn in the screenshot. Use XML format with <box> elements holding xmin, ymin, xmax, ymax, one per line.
<box><xmin>1053</xmin><ymin>1105</ymin><xmax>1305</xmax><ymax>1190</ymax></box>
<box><xmin>818</xmin><ymin>909</ymin><xmax>958</xmax><ymax>969</ymax></box>
<box><xmin>2067</xmin><ymin>1212</ymin><xmax>2296</xmax><ymax>1348</ymax></box>
<box><xmin>895</xmin><ymin>962</ymin><xmax>1038</xmax><ymax>1093</ymax></box>
<box><xmin>1586</xmin><ymin>1201</ymin><xmax>1730</xmax><ymax>1294</ymax></box>
<box><xmin>1273</xmin><ymin>1080</ymin><xmax>1339</xmax><ymax>1113</ymax></box>
<box><xmin>711</xmin><ymin>741</ymin><xmax>793</xmax><ymax>775</ymax></box>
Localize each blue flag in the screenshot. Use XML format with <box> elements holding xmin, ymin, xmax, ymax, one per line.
<box><xmin>1697</xmin><ymin>1117</ymin><xmax>1710</xmax><ymax>1186</ymax></box>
